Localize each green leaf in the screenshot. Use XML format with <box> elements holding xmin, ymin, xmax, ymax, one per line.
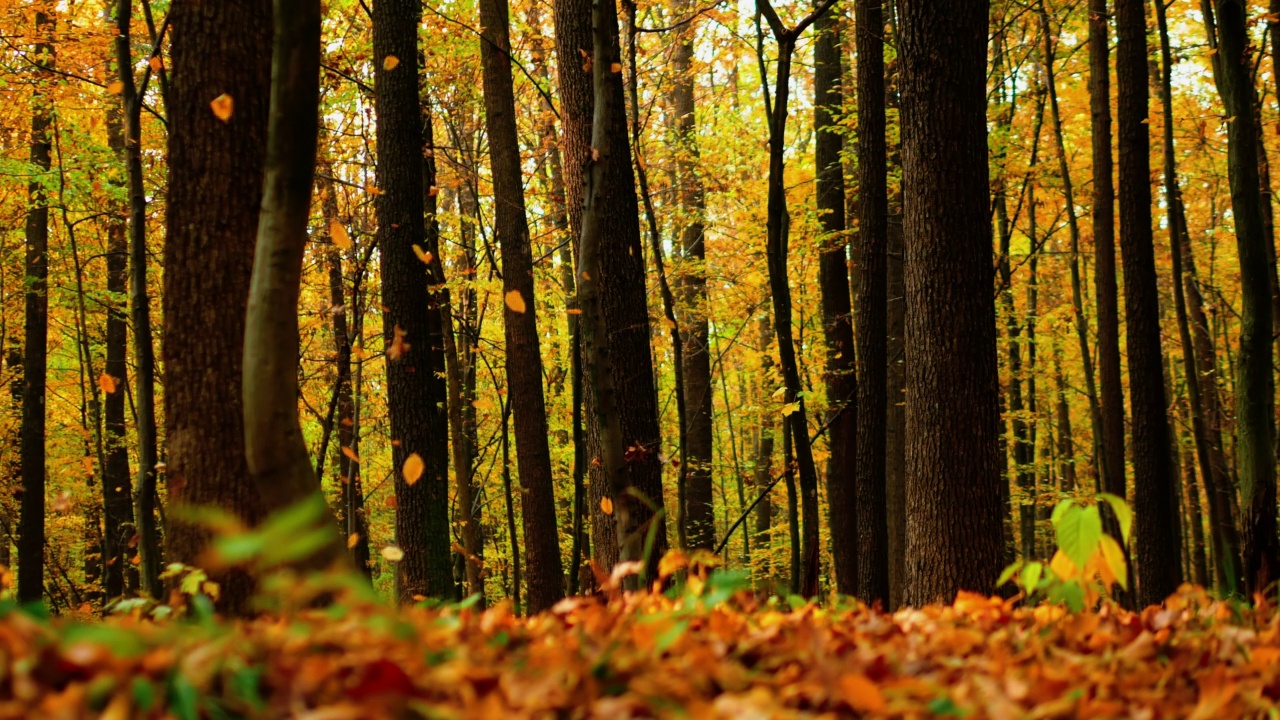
<box><xmin>131</xmin><ymin>677</ymin><xmax>156</xmax><ymax>713</ymax></box>
<box><xmin>1049</xmin><ymin>581</ymin><xmax>1086</xmax><ymax>612</ymax></box>
<box><xmin>1057</xmin><ymin>504</ymin><xmax>1102</xmax><ymax>571</ymax></box>
<box><xmin>1098</xmin><ymin>493</ymin><xmax>1133</xmax><ymax>543</ymax></box>
<box><xmin>168</xmin><ymin>674</ymin><xmax>199</xmax><ymax>720</ymax></box>
<box><xmin>996</xmin><ymin>561</ymin><xmax>1023</xmax><ymax>587</ymax></box>
<box><xmin>655</xmin><ymin>619</ymin><xmax>689</xmax><ymax>652</ymax></box>
<box><xmin>230</xmin><ymin>666</ymin><xmax>265</xmax><ymax>712</ymax></box>
<box><xmin>1020</xmin><ymin>562</ymin><xmax>1044</xmax><ymax>593</ymax></box>
<box><xmin>61</xmin><ymin>624</ymin><xmax>146</xmax><ymax>658</ymax></box>
<box><xmin>1050</xmin><ymin>499</ymin><xmax>1075</xmax><ymax>527</ymax></box>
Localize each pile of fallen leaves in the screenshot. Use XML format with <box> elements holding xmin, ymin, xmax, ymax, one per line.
<box><xmin>0</xmin><ymin>579</ymin><xmax>1277</xmax><ymax>718</ymax></box>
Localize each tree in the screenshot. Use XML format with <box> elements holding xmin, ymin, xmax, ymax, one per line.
<box><xmin>852</xmin><ymin>0</ymin><xmax>891</xmax><ymax>606</ymax></box>
<box><xmin>1208</xmin><ymin>0</ymin><xmax>1276</xmax><ymax>596</ymax></box>
<box><xmin>814</xmin><ymin>4</ymin><xmax>856</xmax><ymax>596</ymax></box>
<box><xmin>18</xmin><ymin>9</ymin><xmax>53</xmax><ymax>605</ymax></box>
<box><xmin>478</xmin><ymin>0</ymin><xmax>565</xmax><ymax>612</ymax></box>
<box><xmin>899</xmin><ymin>0</ymin><xmax>1004</xmax><ymax>605</ymax></box>
<box><xmin>164</xmin><ymin>0</ymin><xmax>272</xmax><ymax>613</ymax></box>
<box><xmin>373</xmin><ymin>0</ymin><xmax>453</xmax><ymax>601</ymax></box>
<box><xmin>240</xmin><ymin>0</ymin><xmax>348</xmax><ymax>574</ymax></box>
<box><xmin>1115</xmin><ymin>0</ymin><xmax>1182</xmax><ymax>606</ymax></box>
<box><xmin>554</xmin><ymin>0</ymin><xmax>668</xmax><ymax>579</ymax></box>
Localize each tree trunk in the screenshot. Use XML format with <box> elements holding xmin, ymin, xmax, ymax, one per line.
<box><xmin>18</xmin><ymin>10</ymin><xmax>53</xmax><ymax>604</ymax></box>
<box><xmin>754</xmin><ymin>309</ymin><xmax>776</xmax><ymax>589</ymax></box>
<box><xmin>815</xmin><ymin>5</ymin><xmax>858</xmax><ymax>597</ymax></box>
<box><xmin>241</xmin><ymin>0</ymin><xmax>349</xmax><ymax>575</ymax></box>
<box><xmin>669</xmin><ymin>0</ymin><xmax>715</xmax><ymax>554</ymax></box>
<box><xmin>1116</xmin><ymin>0</ymin><xmax>1183</xmax><ymax>606</ymax></box>
<box><xmin>1210</xmin><ymin>0</ymin><xmax>1277</xmax><ymax>596</ymax></box>
<box><xmin>165</xmin><ymin>0</ymin><xmax>272</xmax><ymax>613</ymax></box>
<box><xmin>899</xmin><ymin>0</ymin><xmax>1005</xmax><ymax>605</ymax></box>
<box><xmin>477</xmin><ymin>0</ymin><xmax>565</xmax><ymax>612</ymax></box>
<box><xmin>116</xmin><ymin>0</ymin><xmax>160</xmax><ymax>600</ymax></box>
<box><xmin>373</xmin><ymin>0</ymin><xmax>453</xmax><ymax>601</ymax></box>
<box><xmin>555</xmin><ymin>0</ymin><xmax>669</xmax><ymax>580</ymax></box>
<box><xmin>886</xmin><ymin>216</ymin><xmax>906</xmax><ymax>608</ymax></box>
<box><xmin>1090</xmin><ymin>0</ymin><xmax>1127</xmax><ymax>514</ymax></box>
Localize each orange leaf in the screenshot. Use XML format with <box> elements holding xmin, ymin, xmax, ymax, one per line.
<box><xmin>347</xmin><ymin>533</ymin><xmax>360</xmax><ymax>549</ymax></box>
<box><xmin>148</xmin><ymin>56</ymin><xmax>162</xmax><ymax>72</ymax></box>
<box><xmin>505</xmin><ymin>289</ymin><xmax>527</xmax><ymax>314</ymax></box>
<box><xmin>412</xmin><ymin>245</ymin><xmax>434</xmax><ymax>264</ymax></box>
<box><xmin>840</xmin><ymin>674</ymin><xmax>887</xmax><ymax>713</ymax></box>
<box><xmin>341</xmin><ymin>446</ymin><xmax>361</xmax><ymax>464</ymax></box>
<box><xmin>402</xmin><ymin>453</ymin><xmax>424</xmax><ymax>486</ymax></box>
<box><xmin>106</xmin><ymin>81</ymin><xmax>124</xmax><ymax>95</ymax></box>
<box><xmin>210</xmin><ymin>93</ymin><xmax>234</xmax><ymax>122</ymax></box>
<box><xmin>98</xmin><ymin>373</ymin><xmax>118</xmax><ymax>395</ymax></box>
<box><xmin>600</xmin><ymin>496</ymin><xmax>614</xmax><ymax>516</ymax></box>
<box><xmin>329</xmin><ymin>220</ymin><xmax>352</xmax><ymax>250</ymax></box>
<box><xmin>383</xmin><ymin>55</ymin><xmax>400</xmax><ymax>71</ymax></box>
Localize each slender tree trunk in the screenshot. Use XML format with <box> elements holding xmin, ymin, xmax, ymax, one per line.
<box><xmin>886</xmin><ymin>216</ymin><xmax>906</xmax><ymax>608</ymax></box>
<box><xmin>18</xmin><ymin>10</ymin><xmax>53</xmax><ymax>604</ymax></box>
<box><xmin>754</xmin><ymin>309</ymin><xmax>776</xmax><ymax>589</ymax></box>
<box><xmin>373</xmin><ymin>0</ymin><xmax>453</xmax><ymax>600</ymax></box>
<box><xmin>1157</xmin><ymin>0</ymin><xmax>1241</xmax><ymax>595</ymax></box>
<box><xmin>116</xmin><ymin>0</ymin><xmax>160</xmax><ymax>600</ymax></box>
<box><xmin>1117</xmin><ymin>0</ymin><xmax>1183</xmax><ymax>606</ymax></box>
<box><xmin>899</xmin><ymin>0</ymin><xmax>1004</xmax><ymax>605</ymax></box>
<box><xmin>555</xmin><ymin>0</ymin><xmax>669</xmax><ymax>580</ymax></box>
<box><xmin>477</xmin><ymin>0</ymin><xmax>565</xmax><ymax>612</ymax></box>
<box><xmin>815</xmin><ymin>4</ymin><xmax>858</xmax><ymax>596</ymax></box>
<box><xmin>241</xmin><ymin>0</ymin><xmax>348</xmax><ymax>575</ymax></box>
<box><xmin>1209</xmin><ymin>0</ymin><xmax>1277</xmax><ymax>596</ymax></box>
<box><xmin>1053</xmin><ymin>349</ymin><xmax>1077</xmax><ymax>492</ymax></box>
<box><xmin>1090</xmin><ymin>0</ymin><xmax>1127</xmax><ymax>516</ymax></box>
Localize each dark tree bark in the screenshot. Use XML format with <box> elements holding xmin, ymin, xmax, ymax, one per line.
<box><xmin>1160</xmin><ymin>0</ymin><xmax>1241</xmax><ymax>595</ymax></box>
<box><xmin>165</xmin><ymin>0</ymin><xmax>272</xmax><ymax>613</ymax></box>
<box><xmin>102</xmin><ymin>38</ymin><xmax>135</xmax><ymax>601</ymax></box>
<box><xmin>115</xmin><ymin>0</ymin><xmax>160</xmax><ymax>600</ymax></box>
<box><xmin>899</xmin><ymin>0</ymin><xmax>1004</xmax><ymax>605</ymax></box>
<box><xmin>754</xmin><ymin>309</ymin><xmax>777</xmax><ymax>588</ymax></box>
<box><xmin>852</xmin><ymin>0</ymin><xmax>890</xmax><ymax>607</ymax></box>
<box><xmin>814</xmin><ymin>4</ymin><xmax>857</xmax><ymax>596</ymax></box>
<box><xmin>555</xmin><ymin>0</ymin><xmax>668</xmax><ymax>580</ymax></box>
<box><xmin>1116</xmin><ymin>0</ymin><xmax>1182</xmax><ymax>606</ymax></box>
<box><xmin>241</xmin><ymin>0</ymin><xmax>348</xmax><ymax>574</ymax></box>
<box><xmin>669</xmin><ymin>0</ymin><xmax>715</xmax><ymax>554</ymax></box>
<box><xmin>373</xmin><ymin>0</ymin><xmax>453</xmax><ymax>600</ymax></box>
<box><xmin>1209</xmin><ymin>0</ymin><xmax>1276</xmax><ymax>596</ymax></box>
<box><xmin>18</xmin><ymin>10</ymin><xmax>53</xmax><ymax>605</ymax></box>
<box><xmin>1090</xmin><ymin>0</ymin><xmax>1127</xmax><ymax>515</ymax></box>
<box><xmin>885</xmin><ymin>217</ymin><xmax>906</xmax><ymax>608</ymax></box>
<box><xmin>478</xmin><ymin>0</ymin><xmax>565</xmax><ymax>613</ymax></box>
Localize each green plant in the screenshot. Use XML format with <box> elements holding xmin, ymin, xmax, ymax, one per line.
<box><xmin>997</xmin><ymin>494</ymin><xmax>1132</xmax><ymax>611</ymax></box>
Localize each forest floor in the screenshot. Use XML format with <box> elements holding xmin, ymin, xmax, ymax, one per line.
<box><xmin>0</xmin><ymin>576</ymin><xmax>1275</xmax><ymax>719</ymax></box>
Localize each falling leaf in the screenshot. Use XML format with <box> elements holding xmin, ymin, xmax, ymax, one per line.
<box><xmin>381</xmin><ymin>546</ymin><xmax>405</xmax><ymax>562</ymax></box>
<box><xmin>590</xmin><ymin>147</ymin><xmax>601</xmax><ymax>161</ymax></box>
<box><xmin>412</xmin><ymin>245</ymin><xmax>434</xmax><ymax>264</ymax></box>
<box><xmin>428</xmin><ymin>185</ymin><xmax>440</xmax><ymax>197</ymax></box>
<box><xmin>106</xmin><ymin>81</ymin><xmax>123</xmax><ymax>95</ymax></box>
<box><xmin>329</xmin><ymin>220</ymin><xmax>352</xmax><ymax>250</ymax></box>
<box><xmin>98</xmin><ymin>373</ymin><xmax>118</xmax><ymax>395</ymax></box>
<box><xmin>505</xmin><ymin>290</ymin><xmax>527</xmax><ymax>314</ymax></box>
<box><xmin>148</xmin><ymin>56</ymin><xmax>163</xmax><ymax>72</ymax></box>
<box><xmin>780</xmin><ymin>401</ymin><xmax>801</xmax><ymax>416</ymax></box>
<box><xmin>210</xmin><ymin>93</ymin><xmax>234</xmax><ymax>122</ymax></box>
<box><xmin>610</xmin><ymin>61</ymin><xmax>622</xmax><ymax>74</ymax></box>
<box><xmin>347</xmin><ymin>533</ymin><xmax>360</xmax><ymax>549</ymax></box>
<box><xmin>566</xmin><ymin>308</ymin><xmax>583</xmax><ymax>315</ymax></box>
<box><xmin>403</xmin><ymin>453</ymin><xmax>424</xmax><ymax>486</ymax></box>
<box><xmin>387</xmin><ymin>325</ymin><xmax>410</xmax><ymax>359</ymax></box>
<box><xmin>384</xmin><ymin>495</ymin><xmax>399</xmax><ymax>509</ymax></box>
<box><xmin>383</xmin><ymin>55</ymin><xmax>400</xmax><ymax>71</ymax></box>
<box><xmin>600</xmin><ymin>496</ymin><xmax>614</xmax><ymax>516</ymax></box>
<box><xmin>341</xmin><ymin>446</ymin><xmax>361</xmax><ymax>464</ymax></box>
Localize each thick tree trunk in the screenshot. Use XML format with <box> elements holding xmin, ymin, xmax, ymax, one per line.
<box><xmin>478</xmin><ymin>0</ymin><xmax>565</xmax><ymax>612</ymax></box>
<box><xmin>899</xmin><ymin>0</ymin><xmax>1005</xmax><ymax>605</ymax></box>
<box><xmin>1090</xmin><ymin>0</ymin><xmax>1127</xmax><ymax>515</ymax></box>
<box><xmin>165</xmin><ymin>0</ymin><xmax>272</xmax><ymax>613</ymax></box>
<box><xmin>814</xmin><ymin>5</ymin><xmax>858</xmax><ymax>597</ymax></box>
<box><xmin>18</xmin><ymin>11</ymin><xmax>53</xmax><ymax>605</ymax></box>
<box><xmin>554</xmin><ymin>0</ymin><xmax>668</xmax><ymax>580</ymax></box>
<box><xmin>1210</xmin><ymin>0</ymin><xmax>1277</xmax><ymax>596</ymax></box>
<box><xmin>373</xmin><ymin>0</ymin><xmax>453</xmax><ymax>600</ymax></box>
<box><xmin>853</xmin><ymin>0</ymin><xmax>890</xmax><ymax>607</ymax></box>
<box><xmin>1116</xmin><ymin>0</ymin><xmax>1183</xmax><ymax>606</ymax></box>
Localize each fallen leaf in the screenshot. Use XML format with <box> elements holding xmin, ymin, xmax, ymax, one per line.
<box><xmin>840</xmin><ymin>674</ymin><xmax>887</xmax><ymax>713</ymax></box>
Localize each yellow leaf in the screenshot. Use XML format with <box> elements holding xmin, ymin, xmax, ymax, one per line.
<box><xmin>403</xmin><ymin>453</ymin><xmax>425</xmax><ymax>486</ymax></box>
<box><xmin>840</xmin><ymin>674</ymin><xmax>887</xmax><ymax>713</ymax></box>
<box><xmin>329</xmin><ymin>220</ymin><xmax>352</xmax><ymax>250</ymax></box>
<box><xmin>106</xmin><ymin>81</ymin><xmax>124</xmax><ymax>95</ymax></box>
<box><xmin>383</xmin><ymin>55</ymin><xmax>400</xmax><ymax>71</ymax></box>
<box><xmin>347</xmin><ymin>532</ymin><xmax>360</xmax><ymax>549</ymax></box>
<box><xmin>341</xmin><ymin>446</ymin><xmax>361</xmax><ymax>464</ymax></box>
<box><xmin>780</xmin><ymin>401</ymin><xmax>801</xmax><ymax>416</ymax></box>
<box><xmin>412</xmin><ymin>245</ymin><xmax>434</xmax><ymax>264</ymax></box>
<box><xmin>658</xmin><ymin>550</ymin><xmax>687</xmax><ymax>579</ymax></box>
<box><xmin>1099</xmin><ymin>533</ymin><xmax>1128</xmax><ymax>590</ymax></box>
<box><xmin>505</xmin><ymin>289</ymin><xmax>527</xmax><ymax>314</ymax></box>
<box><xmin>381</xmin><ymin>545</ymin><xmax>405</xmax><ymax>562</ymax></box>
<box><xmin>600</xmin><ymin>496</ymin><xmax>614</xmax><ymax>516</ymax></box>
<box><xmin>1049</xmin><ymin>548</ymin><xmax>1078</xmax><ymax>581</ymax></box>
<box><xmin>98</xmin><ymin>373</ymin><xmax>118</xmax><ymax>395</ymax></box>
<box><xmin>210</xmin><ymin>93</ymin><xmax>234</xmax><ymax>122</ymax></box>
